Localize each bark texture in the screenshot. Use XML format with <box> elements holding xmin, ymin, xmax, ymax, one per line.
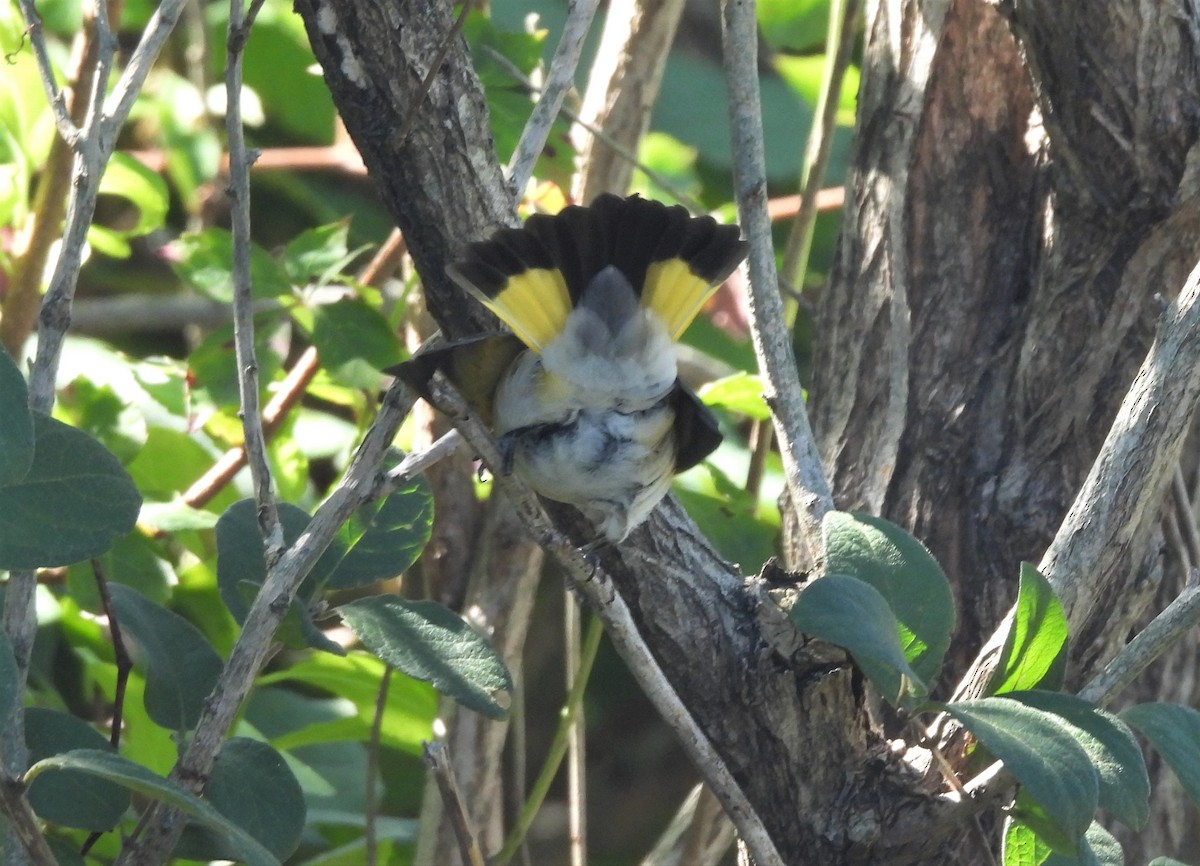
<box><xmin>811</xmin><ymin>0</ymin><xmax>1200</xmax><ymax>858</ymax></box>
<box><xmin>296</xmin><ymin>0</ymin><xmax>1200</xmax><ymax>860</ymax></box>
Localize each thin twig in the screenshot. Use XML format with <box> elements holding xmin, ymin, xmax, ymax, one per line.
<box><xmin>91</xmin><ymin>560</ymin><xmax>132</xmax><ymax>750</ymax></box>
<box><xmin>12</xmin><ymin>0</ymin><xmax>78</xmax><ymax>142</ymax></box>
<box><xmin>494</xmin><ymin>613</ymin><xmax>603</xmax><ymax>866</ymax></box>
<box><xmin>81</xmin><ymin>560</ymin><xmax>132</xmax><ymax>856</ymax></box>
<box><xmin>183</xmin><ymin>229</ymin><xmax>408</xmax><ymax>509</ymax></box>
<box><xmin>26</xmin><ymin>0</ymin><xmax>189</xmax><ymax>412</ymax></box>
<box><xmin>1077</xmin><ymin>580</ymin><xmax>1200</xmax><ymax>706</ymax></box>
<box><xmin>780</xmin><ymin>0</ymin><xmax>860</xmax><ymax>292</ymax></box>
<box><xmin>116</xmin><ymin>382</ymin><xmax>419</xmax><ymax>866</ymax></box>
<box><xmin>565</xmin><ymin>595</ymin><xmax>587</xmax><ymax>866</ymax></box>
<box><xmin>226</xmin><ymin>0</ymin><xmax>283</xmax><ymax>560</ymax></box>
<box><xmin>423</xmin><ymin>741</ymin><xmax>485</xmax><ymax>866</ymax></box>
<box><xmin>372</xmin><ymin>429</ymin><xmax>464</xmax><ymax>500</ymax></box>
<box><xmin>484</xmin><ymin>46</ymin><xmax>705</xmax><ymax>213</ymax></box>
<box><xmin>1171</xmin><ymin>467</ymin><xmax>1200</xmax><ymax>569</ymax></box>
<box><xmin>506</xmin><ymin>0</ymin><xmax>601</xmax><ymax>193</ymax></box>
<box><xmin>366</xmin><ymin>665</ymin><xmax>393</xmax><ymax>866</ymax></box>
<box><xmin>720</xmin><ymin>0</ymin><xmax>834</xmax><ymax>565</ymax></box>
<box><xmin>420</xmin><ymin>375</ymin><xmax>786</xmax><ymax>866</ymax></box>
<box><xmin>955</xmin><ymin>254</ymin><xmax>1200</xmax><ymax>705</ymax></box>
<box><xmin>0</xmin><ymin>771</ymin><xmax>59</xmax><ymax>866</ymax></box>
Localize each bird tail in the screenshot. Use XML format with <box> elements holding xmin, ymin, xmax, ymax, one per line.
<box><xmin>446</xmin><ymin>194</ymin><xmax>749</xmax><ymax>352</ymax></box>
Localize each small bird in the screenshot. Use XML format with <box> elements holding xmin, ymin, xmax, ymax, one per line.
<box><xmin>396</xmin><ymin>193</ymin><xmax>748</xmax><ymax>542</ymax></box>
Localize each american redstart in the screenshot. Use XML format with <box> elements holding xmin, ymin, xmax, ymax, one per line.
<box><xmin>393</xmin><ymin>193</ymin><xmax>749</xmax><ymax>541</ymax></box>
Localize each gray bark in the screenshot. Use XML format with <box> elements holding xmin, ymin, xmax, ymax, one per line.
<box><xmin>296</xmin><ymin>0</ymin><xmax>1200</xmax><ymax>860</ymax></box>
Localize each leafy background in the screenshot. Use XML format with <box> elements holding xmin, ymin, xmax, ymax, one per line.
<box><xmin>0</xmin><ymin>0</ymin><xmax>855</xmax><ymax>861</ymax></box>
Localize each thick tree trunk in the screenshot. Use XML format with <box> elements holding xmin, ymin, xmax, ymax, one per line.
<box><xmin>811</xmin><ymin>0</ymin><xmax>1200</xmax><ymax>857</ymax></box>
<box><xmin>297</xmin><ymin>0</ymin><xmax>1200</xmax><ymax>860</ymax></box>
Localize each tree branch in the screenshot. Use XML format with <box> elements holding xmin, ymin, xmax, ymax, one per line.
<box><xmin>506</xmin><ymin>0</ymin><xmax>601</xmax><ymax>194</ymax></box>
<box><xmin>720</xmin><ymin>0</ymin><xmax>834</xmax><ymax>565</ymax></box>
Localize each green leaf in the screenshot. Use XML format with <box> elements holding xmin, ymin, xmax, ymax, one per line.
<box><xmin>26</xmin><ymin>749</ymin><xmax>279</xmax><ymax>866</ymax></box>
<box><xmin>255</xmin><ymin>651</ymin><xmax>436</xmax><ymax>755</ymax></box>
<box><xmin>309</xmin><ymin>298</ymin><xmax>402</xmax><ymax>389</ymax></box>
<box><xmin>1010</xmin><ymin>790</ymin><xmax>1079</xmax><ymax>856</ymax></box>
<box><xmin>1121</xmin><ymin>702</ymin><xmax>1200</xmax><ymax>813</ymax></box>
<box><xmin>173</xmin><ymin>738</ymin><xmax>305</xmax><ymax>863</ymax></box>
<box><xmin>758</xmin><ymin>0</ymin><xmax>829</xmax><ymax>52</ymax></box>
<box><xmin>283</xmin><ymin>220</ymin><xmax>351</xmax><ymax>284</ymax></box>
<box><xmin>23</xmin><ymin>708</ymin><xmax>130</xmax><ymax>831</ymax></box>
<box><xmin>338</xmin><ymin>596</ymin><xmax>513</xmax><ymax>719</ymax></box>
<box><xmin>822</xmin><ymin>511</ymin><xmax>956</xmax><ymax>690</ymax></box>
<box><xmin>215</xmin><ymin>499</ymin><xmax>343</xmax><ymax>624</ymax></box>
<box><xmin>170</xmin><ymin>228</ymin><xmax>292</xmax><ymax>302</ymax></box>
<box><xmin>1003</xmin><ymin>815</ymin><xmax>1053</xmax><ymax>866</ymax></box>
<box><xmin>698</xmin><ymin>372</ymin><xmax>770</xmax><ymax>421</ymax></box>
<box><xmin>97</xmin><ymin>151</ymin><xmax>169</xmax><ymax>238</ymax></box>
<box><xmin>0</xmin><ymin>413</ymin><xmax>142</xmax><ymax>569</ymax></box>
<box><xmin>1043</xmin><ymin>821</ymin><xmax>1123</xmax><ymax>866</ymax></box>
<box><xmin>0</xmin><ymin>346</ymin><xmax>33</xmax><ymax>485</ymax></box>
<box><xmin>0</xmin><ymin>630</ymin><xmax>17</xmax><ymax>722</ymax></box>
<box><xmin>775</xmin><ymin>55</ymin><xmax>860</xmax><ymax>126</ymax></box>
<box><xmin>1148</xmin><ymin>859</ymin><xmax>1194</xmax><ymax>866</ymax></box>
<box><xmin>108</xmin><ymin>583</ymin><xmax>224</xmax><ymax>731</ymax></box>
<box><xmin>942</xmin><ymin>697</ymin><xmax>1098</xmax><ymax>851</ymax></box>
<box><xmin>1006</xmin><ymin>690</ymin><xmax>1148</xmax><ymax>829</ymax></box>
<box><xmin>326</xmin><ymin>477</ymin><xmax>434</xmax><ymax>589</ymax></box>
<box><xmin>988</xmin><ymin>563</ymin><xmax>1068</xmax><ymax>695</ymax></box>
<box><xmin>790</xmin><ymin>573</ymin><xmax>925</xmax><ymax>704</ymax></box>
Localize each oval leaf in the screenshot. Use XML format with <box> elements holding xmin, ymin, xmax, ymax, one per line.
<box><xmin>822</xmin><ymin>511</ymin><xmax>955</xmax><ymax>689</ymax></box>
<box><xmin>108</xmin><ymin>583</ymin><xmax>224</xmax><ymax>731</ymax></box>
<box><xmin>988</xmin><ymin>563</ymin><xmax>1068</xmax><ymax>695</ymax></box>
<box><xmin>1006</xmin><ymin>690</ymin><xmax>1148</xmax><ymax>830</ymax></box>
<box><xmin>310</xmin><ymin>299</ymin><xmax>403</xmax><ymax>389</ymax></box>
<box><xmin>1121</xmin><ymin>702</ymin><xmax>1200</xmax><ymax>813</ymax></box>
<box><xmin>24</xmin><ymin>708</ymin><xmax>130</xmax><ymax>831</ymax></box>
<box><xmin>942</xmin><ymin>696</ymin><xmax>1098</xmax><ymax>850</ymax></box>
<box><xmin>790</xmin><ymin>573</ymin><xmax>925</xmax><ymax>704</ymax></box>
<box><xmin>1002</xmin><ymin>815</ymin><xmax>1053</xmax><ymax>866</ymax></box>
<box><xmin>0</xmin><ymin>413</ymin><xmax>142</xmax><ymax>569</ymax></box>
<box><xmin>215</xmin><ymin>498</ymin><xmax>344</xmax><ymax>622</ymax></box>
<box><xmin>339</xmin><ymin>596</ymin><xmax>513</xmax><ymax>719</ymax></box>
<box><xmin>0</xmin><ymin>346</ymin><xmax>33</xmax><ymax>485</ymax></box>
<box><xmin>327</xmin><ymin>478</ymin><xmax>434</xmax><ymax>589</ymax></box>
<box><xmin>25</xmin><ymin>749</ymin><xmax>278</xmax><ymax>866</ymax></box>
<box><xmin>697</xmin><ymin>372</ymin><xmax>771</xmax><ymax>421</ymax></box>
<box><xmin>1044</xmin><ymin>821</ymin><xmax>1123</xmax><ymax>866</ymax></box>
<box><xmin>174</xmin><ymin>738</ymin><xmax>305</xmax><ymax>862</ymax></box>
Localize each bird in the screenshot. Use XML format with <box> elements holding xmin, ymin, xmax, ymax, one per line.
<box><xmin>394</xmin><ymin>193</ymin><xmax>749</xmax><ymax>542</ymax></box>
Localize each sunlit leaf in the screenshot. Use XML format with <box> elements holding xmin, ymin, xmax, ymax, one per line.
<box><xmin>822</xmin><ymin>511</ymin><xmax>955</xmax><ymax>691</ymax></box>
<box><xmin>943</xmin><ymin>697</ymin><xmax>1098</xmax><ymax>853</ymax></box>
<box><xmin>339</xmin><ymin>596</ymin><xmax>513</xmax><ymax>719</ymax></box>
<box><xmin>1006</xmin><ymin>690</ymin><xmax>1148</xmax><ymax>829</ymax></box>
<box><xmin>988</xmin><ymin>563</ymin><xmax>1068</xmax><ymax>695</ymax></box>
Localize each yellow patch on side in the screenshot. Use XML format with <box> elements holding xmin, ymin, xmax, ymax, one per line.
<box><xmin>469</xmin><ymin>268</ymin><xmax>573</xmax><ymax>353</ymax></box>
<box><xmin>642</xmin><ymin>258</ymin><xmax>720</xmax><ymax>340</ymax></box>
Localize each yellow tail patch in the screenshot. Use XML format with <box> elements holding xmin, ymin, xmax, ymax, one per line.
<box><xmin>463</xmin><ymin>267</ymin><xmax>573</xmax><ymax>353</ymax></box>
<box><xmin>642</xmin><ymin>258</ymin><xmax>721</xmax><ymax>340</ymax></box>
